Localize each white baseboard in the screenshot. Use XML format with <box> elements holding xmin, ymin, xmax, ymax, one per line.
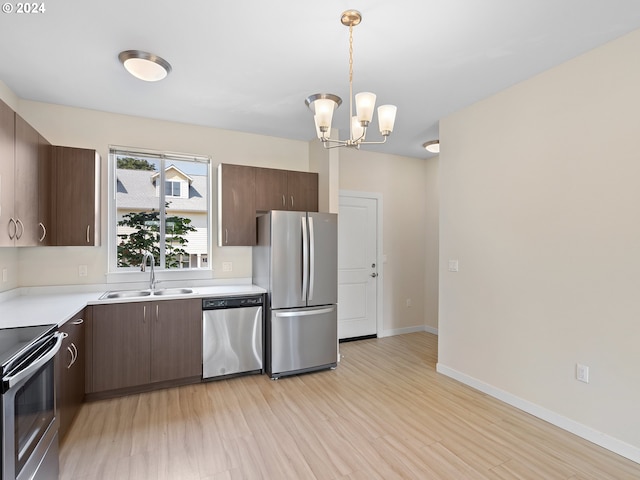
<box><xmin>381</xmin><ymin>325</ymin><xmax>438</xmax><ymax>337</ymax></box>
<box><xmin>423</xmin><ymin>325</ymin><xmax>439</xmax><ymax>335</ymax></box>
<box><xmin>436</xmin><ymin>363</ymin><xmax>640</xmax><ymax>465</ymax></box>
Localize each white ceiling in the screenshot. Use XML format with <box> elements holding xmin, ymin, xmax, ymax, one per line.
<box><xmin>2</xmin><ymin>0</ymin><xmax>640</xmax><ymax>159</ymax></box>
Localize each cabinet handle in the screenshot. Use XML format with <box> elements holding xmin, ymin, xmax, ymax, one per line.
<box><xmin>66</xmin><ymin>346</ymin><xmax>73</xmax><ymax>368</ymax></box>
<box><xmin>38</xmin><ymin>222</ymin><xmax>46</xmax><ymax>242</ymax></box>
<box><xmin>143</xmin><ymin>305</ymin><xmax>146</xmax><ymax>322</ymax></box>
<box><xmin>15</xmin><ymin>218</ymin><xmax>24</xmax><ymax>240</ymax></box>
<box><xmin>225</xmin><ymin>228</ymin><xmax>228</xmax><ymax>245</ymax></box>
<box><xmin>7</xmin><ymin>218</ymin><xmax>16</xmax><ymax>240</ymax></box>
<box><xmin>71</xmin><ymin>318</ymin><xmax>84</xmax><ymax>325</ymax></box>
<box><xmin>290</xmin><ymin>196</ymin><xmax>294</xmax><ymax>209</ymax></box>
<box><xmin>86</xmin><ymin>225</ymin><xmax>91</xmax><ymax>243</ymax></box>
<box><xmin>156</xmin><ymin>304</ymin><xmax>159</xmax><ymax>321</ymax></box>
<box><xmin>282</xmin><ymin>194</ymin><xmax>285</xmax><ymax>207</ymax></box>
<box><xmin>66</xmin><ymin>343</ymin><xmax>77</xmax><ymax>369</ymax></box>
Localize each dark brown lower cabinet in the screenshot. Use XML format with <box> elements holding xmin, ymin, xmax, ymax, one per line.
<box><xmin>87</xmin><ymin>299</ymin><xmax>202</xmax><ymax>398</ymax></box>
<box><xmin>57</xmin><ymin>309</ymin><xmax>86</xmax><ymax>441</ymax></box>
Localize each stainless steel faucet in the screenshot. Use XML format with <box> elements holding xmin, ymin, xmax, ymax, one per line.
<box><xmin>140</xmin><ymin>250</ymin><xmax>156</xmax><ymax>291</ymax></box>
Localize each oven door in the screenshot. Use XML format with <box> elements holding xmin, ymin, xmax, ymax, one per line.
<box><xmin>2</xmin><ymin>332</ymin><xmax>63</xmax><ymax>480</ymax></box>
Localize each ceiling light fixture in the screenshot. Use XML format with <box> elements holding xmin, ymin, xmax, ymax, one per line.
<box><xmin>305</xmin><ymin>10</ymin><xmax>397</xmax><ymax>149</ymax></box>
<box><xmin>423</xmin><ymin>140</ymin><xmax>440</xmax><ymax>154</ymax></box>
<box><xmin>118</xmin><ymin>50</ymin><xmax>172</xmax><ymax>82</ymax></box>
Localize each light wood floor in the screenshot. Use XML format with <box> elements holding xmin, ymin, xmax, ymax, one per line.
<box><xmin>60</xmin><ymin>333</ymin><xmax>640</xmax><ymax>479</ymax></box>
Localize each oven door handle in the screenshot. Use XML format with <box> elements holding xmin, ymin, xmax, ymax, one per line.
<box><xmin>4</xmin><ymin>332</ymin><xmax>64</xmax><ymax>389</ymax></box>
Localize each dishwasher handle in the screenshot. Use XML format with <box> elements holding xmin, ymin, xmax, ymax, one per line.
<box><xmin>202</xmin><ymin>296</ymin><xmax>264</xmax><ymax>310</ymax></box>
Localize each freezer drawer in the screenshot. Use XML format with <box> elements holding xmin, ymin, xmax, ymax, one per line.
<box><xmin>202</xmin><ymin>305</ymin><xmax>263</xmax><ymax>379</ymax></box>
<box><xmin>269</xmin><ymin>305</ymin><xmax>337</xmax><ymax>378</ymax></box>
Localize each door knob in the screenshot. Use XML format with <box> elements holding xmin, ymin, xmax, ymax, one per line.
<box><xmin>370</xmin><ymin>273</ymin><xmax>378</xmax><ymax>278</ymax></box>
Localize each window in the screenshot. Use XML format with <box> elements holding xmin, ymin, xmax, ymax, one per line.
<box><xmin>165</xmin><ymin>181</ymin><xmax>181</xmax><ymax>197</ymax></box>
<box><xmin>110</xmin><ymin>147</ymin><xmax>210</xmax><ymax>272</ymax></box>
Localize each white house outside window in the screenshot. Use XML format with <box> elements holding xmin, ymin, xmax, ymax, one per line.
<box><xmin>109</xmin><ymin>147</ymin><xmax>210</xmax><ymax>272</ymax></box>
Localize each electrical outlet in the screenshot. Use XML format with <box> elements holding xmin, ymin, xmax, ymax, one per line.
<box><xmin>2</xmin><ymin>268</ymin><xmax>7</xmax><ymax>282</ymax></box>
<box><xmin>78</xmin><ymin>265</ymin><xmax>88</xmax><ymax>277</ymax></box>
<box><xmin>406</xmin><ymin>298</ymin><xmax>412</xmax><ymax>307</ymax></box>
<box><xmin>448</xmin><ymin>259</ymin><xmax>459</xmax><ymax>272</ymax></box>
<box><xmin>576</xmin><ymin>364</ymin><xmax>590</xmax><ymax>383</ymax></box>
<box><xmin>222</xmin><ymin>262</ymin><xmax>233</xmax><ymax>272</ymax></box>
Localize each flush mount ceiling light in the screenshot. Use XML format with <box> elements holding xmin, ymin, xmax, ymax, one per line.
<box><xmin>423</xmin><ymin>140</ymin><xmax>440</xmax><ymax>153</ymax></box>
<box><xmin>118</xmin><ymin>50</ymin><xmax>172</xmax><ymax>82</ymax></box>
<box><xmin>305</xmin><ymin>10</ymin><xmax>397</xmax><ymax>149</ymax></box>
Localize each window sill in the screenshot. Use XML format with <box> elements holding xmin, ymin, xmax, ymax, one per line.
<box><xmin>106</xmin><ymin>268</ymin><xmax>214</xmax><ymax>286</ymax></box>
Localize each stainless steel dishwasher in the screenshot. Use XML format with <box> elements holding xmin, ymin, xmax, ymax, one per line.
<box><xmin>202</xmin><ymin>295</ymin><xmax>264</xmax><ymax>379</ymax></box>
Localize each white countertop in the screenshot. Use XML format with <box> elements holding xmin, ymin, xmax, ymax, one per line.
<box><xmin>0</xmin><ymin>284</ymin><xmax>266</xmax><ymax>329</ymax></box>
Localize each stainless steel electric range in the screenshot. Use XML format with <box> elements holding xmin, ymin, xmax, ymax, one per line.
<box><xmin>0</xmin><ymin>324</ymin><xmax>62</xmax><ymax>480</ymax></box>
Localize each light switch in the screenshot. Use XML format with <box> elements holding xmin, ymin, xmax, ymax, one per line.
<box><xmin>577</xmin><ymin>364</ymin><xmax>590</xmax><ymax>383</ymax></box>
<box><xmin>448</xmin><ymin>259</ymin><xmax>459</xmax><ymax>272</ymax></box>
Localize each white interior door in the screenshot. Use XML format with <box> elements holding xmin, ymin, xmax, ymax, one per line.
<box><xmin>338</xmin><ymin>194</ymin><xmax>379</xmax><ymax>339</ymax></box>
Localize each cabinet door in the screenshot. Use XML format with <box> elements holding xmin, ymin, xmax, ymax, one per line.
<box><xmin>37</xmin><ymin>135</ymin><xmax>51</xmax><ymax>245</ymax></box>
<box><xmin>255</xmin><ymin>167</ymin><xmax>287</xmax><ymax>211</ymax></box>
<box><xmin>14</xmin><ymin>115</ymin><xmax>39</xmax><ymax>246</ymax></box>
<box><xmin>0</xmin><ymin>100</ymin><xmax>15</xmax><ymax>246</ymax></box>
<box><xmin>150</xmin><ymin>299</ymin><xmax>202</xmax><ymax>383</ymax></box>
<box><xmin>52</xmin><ymin>146</ymin><xmax>100</xmax><ymax>246</ymax></box>
<box><xmin>90</xmin><ymin>303</ymin><xmax>150</xmax><ymax>392</ymax></box>
<box><xmin>287</xmin><ymin>171</ymin><xmax>318</xmax><ymax>212</ymax></box>
<box><xmin>58</xmin><ymin>310</ymin><xmax>85</xmax><ymax>441</ymax></box>
<box><xmin>218</xmin><ymin>163</ymin><xmax>256</xmax><ymax>246</ymax></box>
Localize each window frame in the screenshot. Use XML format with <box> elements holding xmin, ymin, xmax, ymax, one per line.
<box><xmin>165</xmin><ymin>180</ymin><xmax>181</xmax><ymax>198</ymax></box>
<box><xmin>107</xmin><ymin>146</ymin><xmax>213</xmax><ymax>283</ymax></box>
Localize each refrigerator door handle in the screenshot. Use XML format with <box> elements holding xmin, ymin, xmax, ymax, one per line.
<box><xmin>308</xmin><ymin>215</ymin><xmax>315</xmax><ymax>301</ymax></box>
<box><xmin>273</xmin><ymin>306</ymin><xmax>336</xmax><ymax>317</ymax></box>
<box><xmin>301</xmin><ymin>215</ymin><xmax>309</xmax><ymax>302</ymax></box>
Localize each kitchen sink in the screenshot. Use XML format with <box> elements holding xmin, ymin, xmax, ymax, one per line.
<box><xmin>152</xmin><ymin>288</ymin><xmax>195</xmax><ymax>296</ymax></box>
<box><xmin>99</xmin><ymin>288</ymin><xmax>195</xmax><ymax>300</ymax></box>
<box><xmin>100</xmin><ymin>290</ymin><xmax>152</xmax><ymax>299</ymax></box>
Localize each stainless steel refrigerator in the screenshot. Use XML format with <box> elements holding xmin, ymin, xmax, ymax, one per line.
<box><xmin>253</xmin><ymin>210</ymin><xmax>338</xmax><ymax>379</ymax></box>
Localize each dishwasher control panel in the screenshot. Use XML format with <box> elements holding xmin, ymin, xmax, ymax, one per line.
<box><xmin>202</xmin><ymin>295</ymin><xmax>263</xmax><ymax>310</ymax></box>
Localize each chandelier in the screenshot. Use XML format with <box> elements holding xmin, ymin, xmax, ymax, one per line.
<box><xmin>305</xmin><ymin>10</ymin><xmax>397</xmax><ymax>149</ymax></box>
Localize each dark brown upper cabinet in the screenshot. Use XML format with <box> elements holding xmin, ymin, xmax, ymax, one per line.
<box><xmin>0</xmin><ymin>99</ymin><xmax>100</xmax><ymax>248</ymax></box>
<box><xmin>0</xmin><ymin>99</ymin><xmax>16</xmax><ymax>247</ymax></box>
<box><xmin>219</xmin><ymin>163</ymin><xmax>319</xmax><ymax>246</ymax></box>
<box><xmin>217</xmin><ymin>163</ymin><xmax>256</xmax><ymax>246</ymax></box>
<box><xmin>0</xmin><ymin>106</ymin><xmax>48</xmax><ymax>247</ymax></box>
<box><xmin>14</xmin><ymin>114</ymin><xmax>40</xmax><ymax>246</ymax></box>
<box><xmin>51</xmin><ymin>146</ymin><xmax>100</xmax><ymax>246</ymax></box>
<box><xmin>255</xmin><ymin>168</ymin><xmax>318</xmax><ymax>213</ymax></box>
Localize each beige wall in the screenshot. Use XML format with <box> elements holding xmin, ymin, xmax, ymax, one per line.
<box><xmin>340</xmin><ymin>148</ymin><xmax>439</xmax><ymax>335</ymax></box>
<box><xmin>438</xmin><ymin>29</ymin><xmax>640</xmax><ymax>458</ymax></box>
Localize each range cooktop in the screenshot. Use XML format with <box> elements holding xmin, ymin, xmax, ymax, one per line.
<box><xmin>0</xmin><ymin>324</ymin><xmax>57</xmax><ymax>375</ymax></box>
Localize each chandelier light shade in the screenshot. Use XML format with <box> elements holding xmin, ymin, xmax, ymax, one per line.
<box><xmin>378</xmin><ymin>105</ymin><xmax>398</xmax><ymax>135</ymax></box>
<box><xmin>305</xmin><ymin>93</ymin><xmax>342</xmax><ymax>138</ymax></box>
<box><xmin>118</xmin><ymin>50</ymin><xmax>172</xmax><ymax>82</ymax></box>
<box><xmin>305</xmin><ymin>10</ymin><xmax>397</xmax><ymax>149</ymax></box>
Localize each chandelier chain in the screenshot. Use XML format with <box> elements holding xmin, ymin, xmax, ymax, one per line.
<box><xmin>348</xmin><ymin>23</ymin><xmax>354</xmax><ymax>139</ymax></box>
<box><xmin>349</xmin><ymin>24</ymin><xmax>354</xmax><ymax>86</ymax></box>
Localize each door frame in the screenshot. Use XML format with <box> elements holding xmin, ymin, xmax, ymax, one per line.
<box><xmin>338</xmin><ymin>190</ymin><xmax>384</xmax><ymax>338</ymax></box>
